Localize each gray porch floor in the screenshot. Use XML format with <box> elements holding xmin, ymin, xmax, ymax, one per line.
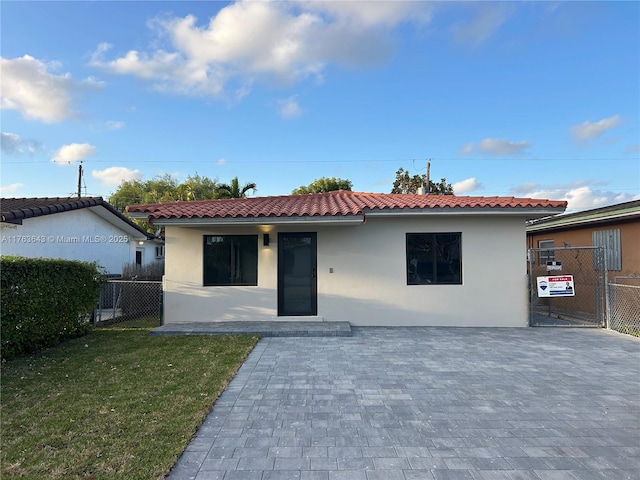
<box><xmin>151</xmin><ymin>321</ymin><xmax>353</xmax><ymax>337</ymax></box>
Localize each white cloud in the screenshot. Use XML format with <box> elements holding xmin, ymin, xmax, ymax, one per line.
<box><xmin>1</xmin><ymin>55</ymin><xmax>102</xmax><ymax>123</ymax></box>
<box><xmin>453</xmin><ymin>177</ymin><xmax>483</xmax><ymax>194</ymax></box>
<box><xmin>461</xmin><ymin>138</ymin><xmax>531</xmax><ymax>155</ymax></box>
<box><xmin>570</xmin><ymin>115</ymin><xmax>621</xmax><ymax>140</ymax></box>
<box><xmin>511</xmin><ymin>182</ymin><xmax>640</xmax><ymax>213</ymax></box>
<box><xmin>105</xmin><ymin>120</ymin><xmax>124</xmax><ymax>130</ymax></box>
<box><xmin>510</xmin><ymin>182</ymin><xmax>541</xmax><ymax>195</ymax></box>
<box><xmin>52</xmin><ymin>143</ymin><xmax>96</xmax><ymax>165</ymax></box>
<box><xmin>90</xmin><ymin>1</ymin><xmax>430</xmax><ymax>98</ymax></box>
<box><xmin>458</xmin><ymin>143</ymin><xmax>473</xmax><ymax>155</ymax></box>
<box><xmin>0</xmin><ymin>183</ymin><xmax>24</xmax><ymax>195</ymax></box>
<box><xmin>478</xmin><ymin>138</ymin><xmax>530</xmax><ymax>155</ymax></box>
<box><xmin>1</xmin><ymin>132</ymin><xmax>42</xmax><ymax>155</ymax></box>
<box><xmin>278</xmin><ymin>96</ymin><xmax>303</xmax><ymax>118</ymax></box>
<box><xmin>92</xmin><ymin>167</ymin><xmax>142</xmax><ymax>187</ymax></box>
<box><xmin>217</xmin><ymin>158</ymin><xmax>226</xmax><ymax>166</ymax></box>
<box><xmin>451</xmin><ymin>4</ymin><xmax>512</xmax><ymax>47</ymax></box>
<box><xmin>298</xmin><ymin>1</ymin><xmax>432</xmax><ymax>28</ymax></box>
<box><xmin>1</xmin><ymin>132</ymin><xmax>21</xmax><ymax>154</ymax></box>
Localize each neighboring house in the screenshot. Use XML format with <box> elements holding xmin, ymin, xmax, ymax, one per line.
<box><xmin>527</xmin><ymin>200</ymin><xmax>640</xmax><ymax>282</ymax></box>
<box><xmin>1</xmin><ymin>197</ymin><xmax>164</xmax><ymax>276</ymax></box>
<box><xmin>128</xmin><ymin>191</ymin><xmax>565</xmax><ymax>327</ymax></box>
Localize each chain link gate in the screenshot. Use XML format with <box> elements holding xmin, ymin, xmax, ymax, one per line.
<box><xmin>94</xmin><ymin>280</ymin><xmax>163</xmax><ymax>326</ymax></box>
<box><xmin>609</xmin><ymin>276</ymin><xmax>640</xmax><ymax>336</ymax></box>
<box><xmin>528</xmin><ymin>246</ymin><xmax>607</xmax><ymax>327</ymax></box>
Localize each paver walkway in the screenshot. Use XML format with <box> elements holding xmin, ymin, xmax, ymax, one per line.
<box><xmin>167</xmin><ymin>327</ymin><xmax>640</xmax><ymax>480</ymax></box>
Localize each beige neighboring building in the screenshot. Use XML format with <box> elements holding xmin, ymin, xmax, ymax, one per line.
<box><xmin>128</xmin><ymin>191</ymin><xmax>565</xmax><ymax>327</ymax></box>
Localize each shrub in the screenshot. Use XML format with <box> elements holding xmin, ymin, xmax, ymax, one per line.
<box><xmin>121</xmin><ymin>260</ymin><xmax>164</xmax><ymax>281</ymax></box>
<box><xmin>0</xmin><ymin>256</ymin><xmax>106</xmax><ymax>360</ymax></box>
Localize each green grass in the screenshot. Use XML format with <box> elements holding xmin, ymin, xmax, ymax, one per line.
<box><xmin>1</xmin><ymin>320</ymin><xmax>259</xmax><ymax>479</ymax></box>
<box><xmin>96</xmin><ymin>315</ymin><xmax>161</xmax><ymax>329</ymax></box>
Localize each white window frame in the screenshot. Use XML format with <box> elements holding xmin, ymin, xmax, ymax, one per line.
<box><xmin>538</xmin><ymin>240</ymin><xmax>555</xmax><ymax>265</ymax></box>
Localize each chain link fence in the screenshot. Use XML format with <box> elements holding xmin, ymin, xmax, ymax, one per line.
<box><xmin>608</xmin><ymin>276</ymin><xmax>640</xmax><ymax>337</ymax></box>
<box><xmin>528</xmin><ymin>246</ymin><xmax>606</xmax><ymax>327</ymax></box>
<box><xmin>94</xmin><ymin>280</ymin><xmax>162</xmax><ymax>326</ymax></box>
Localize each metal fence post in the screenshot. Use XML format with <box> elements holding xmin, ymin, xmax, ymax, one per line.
<box><xmin>603</xmin><ymin>246</ymin><xmax>610</xmax><ymax>330</ymax></box>
<box><xmin>527</xmin><ymin>248</ymin><xmax>534</xmax><ymax>327</ymax></box>
<box><xmin>112</xmin><ymin>282</ymin><xmax>117</xmax><ymax>323</ymax></box>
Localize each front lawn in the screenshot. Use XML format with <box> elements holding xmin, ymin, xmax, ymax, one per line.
<box><xmin>1</xmin><ymin>322</ymin><xmax>259</xmax><ymax>479</ymax></box>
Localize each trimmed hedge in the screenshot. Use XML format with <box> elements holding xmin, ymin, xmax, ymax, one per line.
<box><xmin>1</xmin><ymin>256</ymin><xmax>106</xmax><ymax>360</ymax></box>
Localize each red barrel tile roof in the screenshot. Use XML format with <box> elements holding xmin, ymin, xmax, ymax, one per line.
<box><xmin>126</xmin><ymin>191</ymin><xmax>567</xmax><ymax>221</ymax></box>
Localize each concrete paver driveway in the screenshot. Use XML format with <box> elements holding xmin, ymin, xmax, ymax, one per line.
<box><xmin>168</xmin><ymin>327</ymin><xmax>639</xmax><ymax>480</ymax></box>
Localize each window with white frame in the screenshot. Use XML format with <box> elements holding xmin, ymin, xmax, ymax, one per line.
<box><xmin>538</xmin><ymin>240</ymin><xmax>554</xmax><ymax>265</ymax></box>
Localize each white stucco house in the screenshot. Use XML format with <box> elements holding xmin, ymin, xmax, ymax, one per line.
<box><xmin>1</xmin><ymin>197</ymin><xmax>164</xmax><ymax>276</ymax></box>
<box><xmin>128</xmin><ymin>191</ymin><xmax>566</xmax><ymax>327</ymax></box>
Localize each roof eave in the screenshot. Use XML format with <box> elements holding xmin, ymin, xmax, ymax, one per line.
<box><xmin>87</xmin><ymin>205</ymin><xmax>150</xmax><ymax>239</ymax></box>
<box><xmin>365</xmin><ymin>207</ymin><xmax>566</xmax><ymax>218</ymax></box>
<box><xmin>527</xmin><ymin>209</ymin><xmax>640</xmax><ymax>232</ymax></box>
<box><xmin>144</xmin><ymin>215</ymin><xmax>366</xmax><ymax>227</ymax></box>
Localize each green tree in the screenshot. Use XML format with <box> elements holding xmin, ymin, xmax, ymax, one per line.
<box><xmin>215</xmin><ymin>176</ymin><xmax>257</xmax><ymax>199</ymax></box>
<box><xmin>177</xmin><ymin>174</ymin><xmax>219</xmax><ymax>201</ymax></box>
<box><xmin>108</xmin><ymin>179</ymin><xmax>146</xmax><ymax>211</ymax></box>
<box><xmin>391</xmin><ymin>168</ymin><xmax>453</xmax><ymax>195</ymax></box>
<box><xmin>109</xmin><ymin>173</ymin><xmax>222</xmax><ymax>233</ymax></box>
<box><xmin>110</xmin><ymin>173</ymin><xmax>220</xmax><ymax>211</ymax></box>
<box><xmin>143</xmin><ymin>174</ymin><xmax>180</xmax><ymax>203</ymax></box>
<box><xmin>291</xmin><ymin>177</ymin><xmax>353</xmax><ymax>195</ymax></box>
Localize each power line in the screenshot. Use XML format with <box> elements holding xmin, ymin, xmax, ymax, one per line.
<box><xmin>3</xmin><ymin>156</ymin><xmax>639</xmax><ymax>165</ymax></box>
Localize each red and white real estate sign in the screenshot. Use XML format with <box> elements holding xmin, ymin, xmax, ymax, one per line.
<box><xmin>537</xmin><ymin>275</ymin><xmax>575</xmax><ymax>298</ymax></box>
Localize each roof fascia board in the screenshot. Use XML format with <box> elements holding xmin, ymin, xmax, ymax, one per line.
<box><xmin>528</xmin><ymin>205</ymin><xmax>640</xmax><ymax>230</ymax></box>
<box><xmin>147</xmin><ymin>215</ymin><xmax>365</xmax><ymax>226</ymax></box>
<box><xmin>527</xmin><ymin>211</ymin><xmax>640</xmax><ymax>232</ymax></box>
<box><xmin>1</xmin><ymin>218</ymin><xmax>23</xmax><ymax>225</ymax></box>
<box><xmin>127</xmin><ymin>211</ymin><xmax>153</xmax><ymax>220</ymax></box>
<box><xmin>132</xmin><ymin>208</ymin><xmax>566</xmax><ymax>226</ymax></box>
<box><xmin>88</xmin><ymin>206</ymin><xmax>149</xmax><ymax>239</ymax></box>
<box><xmin>365</xmin><ymin>207</ymin><xmax>566</xmax><ymax>217</ymax></box>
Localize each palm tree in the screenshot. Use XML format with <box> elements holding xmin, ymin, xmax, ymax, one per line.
<box><xmin>216</xmin><ymin>177</ymin><xmax>257</xmax><ymax>199</ymax></box>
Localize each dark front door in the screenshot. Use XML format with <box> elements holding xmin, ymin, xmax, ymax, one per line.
<box><xmin>278</xmin><ymin>232</ymin><xmax>317</xmax><ymax>316</ymax></box>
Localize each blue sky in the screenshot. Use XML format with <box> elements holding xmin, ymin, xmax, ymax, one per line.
<box><xmin>1</xmin><ymin>1</ymin><xmax>639</xmax><ymax>212</ymax></box>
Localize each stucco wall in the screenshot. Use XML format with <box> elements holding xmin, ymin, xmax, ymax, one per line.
<box><xmin>163</xmin><ymin>215</ymin><xmax>529</xmax><ymax>327</ymax></box>
<box><xmin>0</xmin><ymin>209</ymin><xmax>154</xmax><ymax>274</ymax></box>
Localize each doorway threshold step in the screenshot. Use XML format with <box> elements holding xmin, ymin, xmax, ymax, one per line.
<box><xmin>150</xmin><ymin>321</ymin><xmax>352</xmax><ymax>337</ymax></box>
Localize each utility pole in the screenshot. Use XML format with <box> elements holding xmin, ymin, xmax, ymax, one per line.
<box><xmin>77</xmin><ymin>162</ymin><xmax>83</xmax><ymax>198</ymax></box>
<box><xmin>425</xmin><ymin>159</ymin><xmax>431</xmax><ymax>195</ymax></box>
